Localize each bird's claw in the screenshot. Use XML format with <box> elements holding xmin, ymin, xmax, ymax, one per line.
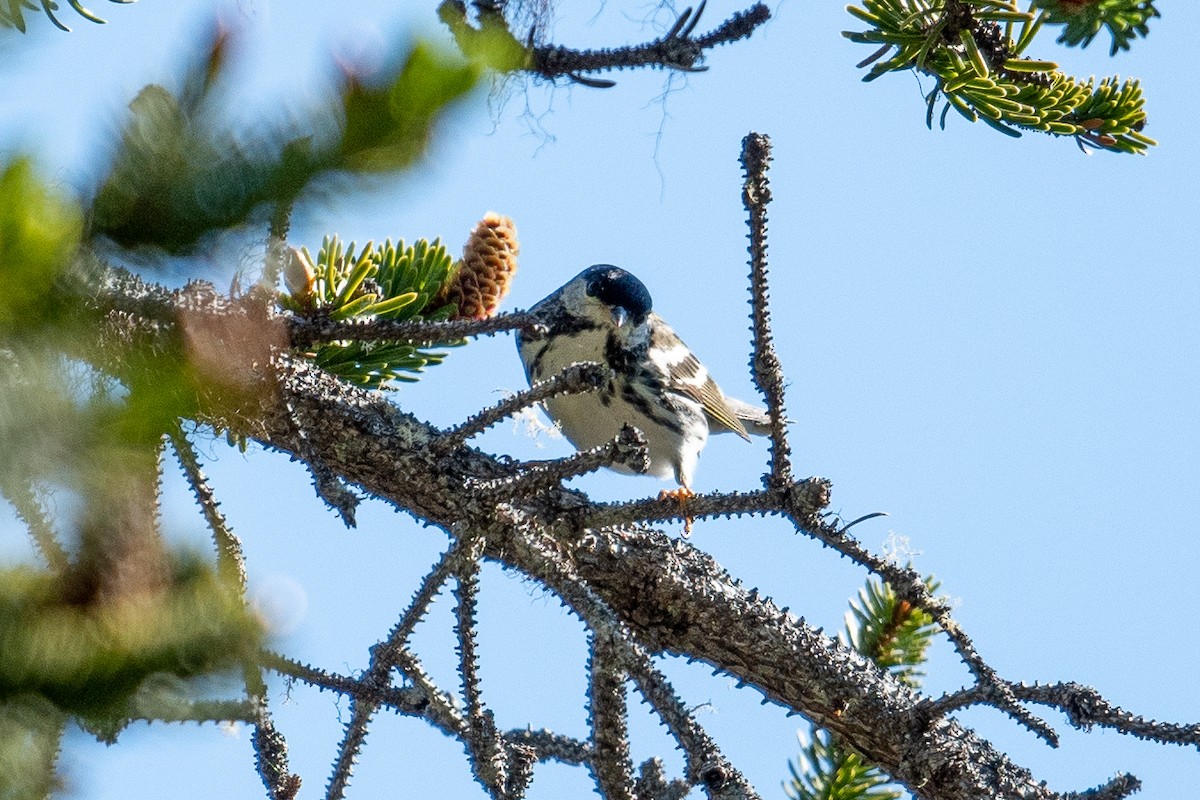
<box><xmin>659</xmin><ymin>486</ymin><xmax>696</xmax><ymax>537</ymax></box>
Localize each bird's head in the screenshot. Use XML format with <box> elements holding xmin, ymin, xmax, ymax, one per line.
<box><xmin>534</xmin><ymin>264</ymin><xmax>653</xmax><ymax>333</ymax></box>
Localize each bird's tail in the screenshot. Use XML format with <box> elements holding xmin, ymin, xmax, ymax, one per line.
<box><xmin>714</xmin><ymin>397</ymin><xmax>774</xmax><ymax>438</ymax></box>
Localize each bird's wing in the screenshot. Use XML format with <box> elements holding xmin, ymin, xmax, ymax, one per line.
<box><xmin>669</xmin><ymin>353</ymin><xmax>751</xmax><ymax>442</ymax></box>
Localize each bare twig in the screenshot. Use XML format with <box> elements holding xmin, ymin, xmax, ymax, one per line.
<box><xmin>437</xmin><ymin>0</ymin><xmax>770</xmax><ymax>87</ymax></box>
<box><xmin>324</xmin><ymin>541</ymin><xmax>464</xmax><ymax>800</ymax></box>
<box><xmin>740</xmin><ymin>132</ymin><xmax>793</xmax><ymax>488</ymax></box>
<box><xmin>439</xmin><ymin>361</ymin><xmax>610</xmax><ymax>450</ymax></box>
<box><xmin>923</xmin><ymin>680</ymin><xmax>1200</xmax><ymax>750</ymax></box>
<box><xmin>785</xmin><ymin>496</ymin><xmax>1059</xmax><ymax>743</ymax></box>
<box><xmin>531</xmin><ymin>2</ymin><xmax>771</xmax><ymax>84</ymax></box>
<box><xmin>589</xmin><ymin>633</ymin><xmax>636</xmax><ymax>800</ymax></box>
<box><xmin>583</xmin><ymin>480</ymin><xmax>831</xmax><ymax>531</ymax></box>
<box><xmin>1060</xmin><ymin>773</ymin><xmax>1142</xmax><ymax>800</ymax></box>
<box><xmin>493</xmin><ymin>504</ymin><xmax>760</xmax><ymax>799</ymax></box>
<box><xmin>455</xmin><ymin>547</ymin><xmax>486</xmax><ymax>726</ymax></box>
<box><xmin>506</xmin><ymin>729</ymin><xmax>592</xmax><ymax>765</ymax></box>
<box><xmin>0</xmin><ymin>480</ymin><xmax>69</xmax><ymax>573</ymax></box>
<box><xmin>636</xmin><ymin>757</ymin><xmax>692</xmax><ymax>800</ymax></box>
<box><xmin>629</xmin><ymin>655</ymin><xmax>758</xmax><ymax>799</ymax></box>
<box><xmin>262</xmin><ymin>651</ymin><xmax>451</xmax><ymax>722</ymax></box>
<box><xmin>469</xmin><ymin>424</ymin><xmax>649</xmax><ymax>495</ymax></box>
<box><xmin>170</xmin><ymin>427</ymin><xmax>248</xmax><ymax>589</ymax></box>
<box><xmin>452</xmin><ymin>537</ymin><xmax>517</xmax><ymax>797</ymax></box>
<box><xmin>170</xmin><ymin>428</ymin><xmax>300</xmax><ymax>799</ymax></box>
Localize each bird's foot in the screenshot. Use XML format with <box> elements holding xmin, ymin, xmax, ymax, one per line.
<box><xmin>658</xmin><ymin>486</ymin><xmax>696</xmax><ymax>537</ymax></box>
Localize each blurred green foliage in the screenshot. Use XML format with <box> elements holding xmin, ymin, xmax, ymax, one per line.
<box><xmin>0</xmin><ymin>559</ymin><xmax>262</xmax><ymax>718</ymax></box>
<box><xmin>90</xmin><ymin>32</ymin><xmax>480</xmax><ymax>253</ymax></box>
<box><xmin>0</xmin><ymin>695</ymin><xmax>64</xmax><ymax>800</ymax></box>
<box><xmin>1033</xmin><ymin>0</ymin><xmax>1158</xmax><ymax>55</ymax></box>
<box><xmin>339</xmin><ymin>43</ymin><xmax>481</xmax><ymax>172</ymax></box>
<box><xmin>283</xmin><ymin>236</ymin><xmax>459</xmax><ymax>388</ymax></box>
<box><xmin>0</xmin><ymin>158</ymin><xmax>84</xmax><ymax>335</ymax></box>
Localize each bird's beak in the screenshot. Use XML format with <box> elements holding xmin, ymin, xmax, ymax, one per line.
<box><xmin>611</xmin><ymin>306</ymin><xmax>629</xmax><ymax>328</ymax></box>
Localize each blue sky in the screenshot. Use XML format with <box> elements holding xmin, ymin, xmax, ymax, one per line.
<box><xmin>2</xmin><ymin>0</ymin><xmax>1198</xmax><ymax>798</ymax></box>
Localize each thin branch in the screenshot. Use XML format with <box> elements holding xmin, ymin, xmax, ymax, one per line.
<box><xmin>252</xmin><ymin>705</ymin><xmax>303</xmax><ymax>800</ymax></box>
<box><xmin>1060</xmin><ymin>773</ymin><xmax>1142</xmax><ymax>800</ymax></box>
<box><xmin>438</xmin><ymin>362</ymin><xmax>610</xmax><ymax>451</ymax></box>
<box><xmin>437</xmin><ymin>0</ymin><xmax>770</xmax><ymax>87</ymax></box>
<box><xmin>468</xmin><ymin>424</ymin><xmax>649</xmax><ymax>495</ymax></box>
<box><xmin>506</xmin><ymin>728</ymin><xmax>592</xmax><ymax>766</ymax></box>
<box><xmin>583</xmin><ymin>481</ymin><xmax>831</xmax><ymax>532</ymax></box>
<box><xmin>169</xmin><ymin>427</ymin><xmax>248</xmax><ymax>589</ymax></box>
<box><xmin>262</xmin><ymin>651</ymin><xmax>447</xmax><ymax>720</ymax></box>
<box><xmin>453</xmin><ymin>538</ymin><xmax>515</xmax><ymax>797</ymax></box>
<box><xmin>287</xmin><ymin>311</ymin><xmax>538</xmax><ymax>350</ymax></box>
<box><xmin>0</xmin><ymin>480</ymin><xmax>69</xmax><ymax>573</ymax></box>
<box><xmin>635</xmin><ymin>757</ymin><xmax>693</xmax><ymax>800</ymax></box>
<box><xmin>326</xmin><ymin>539</ymin><xmax>471</xmax><ymax>799</ymax></box>
<box><xmin>588</xmin><ymin>633</ymin><xmax>636</xmax><ymax>800</ymax></box>
<box><xmin>923</xmin><ymin>680</ymin><xmax>1200</xmax><ymax>750</ymax></box>
<box><xmin>530</xmin><ymin>2</ymin><xmax>772</xmax><ymax>83</ymax></box>
<box><xmin>628</xmin><ymin>656</ymin><xmax>758</xmax><ymax>799</ymax></box>
<box><xmin>170</xmin><ymin>428</ymin><xmax>300</xmax><ymax>798</ymax></box>
<box><xmin>740</xmin><ymin>132</ymin><xmax>793</xmax><ymax>488</ymax></box>
<box><xmin>786</xmin><ymin>497</ymin><xmax>1058</xmax><ymax>743</ymax></box>
<box><xmin>392</xmin><ymin>649</ymin><xmax>469</xmax><ymax>738</ymax></box>
<box><xmin>455</xmin><ymin>548</ymin><xmax>486</xmax><ymax>724</ymax></box>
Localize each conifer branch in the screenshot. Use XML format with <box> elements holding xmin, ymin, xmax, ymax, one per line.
<box><xmin>844</xmin><ymin>0</ymin><xmax>1156</xmax><ymax>152</ymax></box>
<box><xmin>1034</xmin><ymin>0</ymin><xmax>1159</xmax><ymax>55</ymax></box>
<box><xmin>0</xmin><ymin>0</ymin><xmax>130</xmax><ymax>33</ymax></box>
<box><xmin>438</xmin><ymin>0</ymin><xmax>771</xmax><ymax>87</ymax></box>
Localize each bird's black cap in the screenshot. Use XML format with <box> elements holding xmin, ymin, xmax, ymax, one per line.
<box><xmin>583</xmin><ymin>265</ymin><xmax>653</xmax><ymax>325</ymax></box>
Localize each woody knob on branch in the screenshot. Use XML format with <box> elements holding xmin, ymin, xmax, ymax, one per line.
<box><xmin>436</xmin><ymin>212</ymin><xmax>519</xmax><ymax>320</ymax></box>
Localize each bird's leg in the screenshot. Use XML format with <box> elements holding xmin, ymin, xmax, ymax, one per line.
<box><xmin>658</xmin><ymin>484</ymin><xmax>696</xmax><ymax>537</ymax></box>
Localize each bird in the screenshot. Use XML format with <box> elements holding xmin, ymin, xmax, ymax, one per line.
<box><xmin>516</xmin><ymin>265</ymin><xmax>771</xmax><ymax>507</ymax></box>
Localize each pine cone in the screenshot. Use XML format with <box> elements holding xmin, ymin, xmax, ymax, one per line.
<box><xmin>441</xmin><ymin>213</ymin><xmax>519</xmax><ymax>319</ymax></box>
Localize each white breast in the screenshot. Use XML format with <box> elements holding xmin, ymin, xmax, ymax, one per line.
<box><xmin>519</xmin><ymin>328</ymin><xmax>707</xmax><ymax>487</ymax></box>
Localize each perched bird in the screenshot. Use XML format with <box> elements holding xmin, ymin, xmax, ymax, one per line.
<box><xmin>516</xmin><ymin>265</ymin><xmax>771</xmax><ymax>497</ymax></box>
